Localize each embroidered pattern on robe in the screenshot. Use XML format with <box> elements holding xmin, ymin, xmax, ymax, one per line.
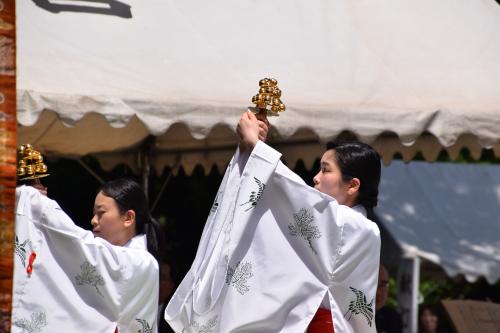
<box><xmin>225</xmin><ymin>261</ymin><xmax>254</xmax><ymax>295</ymax></box>
<box><xmin>344</xmin><ymin>287</ymin><xmax>374</xmax><ymax>326</ymax></box>
<box><xmin>75</xmin><ymin>260</ymin><xmax>105</xmax><ymax>297</ymax></box>
<box><xmin>13</xmin><ymin>311</ymin><xmax>47</xmax><ymax>333</ymax></box>
<box><xmin>240</xmin><ymin>177</ymin><xmax>265</xmax><ymax>212</ymax></box>
<box><xmin>14</xmin><ymin>235</ymin><xmax>32</xmax><ymax>268</ymax></box>
<box><xmin>210</xmin><ymin>195</ymin><xmax>219</xmax><ymax>213</ymax></box>
<box><xmin>288</xmin><ymin>208</ymin><xmax>322</xmax><ymax>254</ymax></box>
<box><xmin>190</xmin><ymin>315</ymin><xmax>218</xmax><ymax>333</ymax></box>
<box><xmin>136</xmin><ymin>318</ymin><xmax>153</xmax><ymax>333</ymax></box>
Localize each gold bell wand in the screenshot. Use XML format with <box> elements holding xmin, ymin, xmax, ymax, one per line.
<box><xmin>17</xmin><ymin>144</ymin><xmax>50</xmax><ymax>186</ymax></box>
<box><xmin>249</xmin><ymin>78</ymin><xmax>286</xmax><ymax>117</ymax></box>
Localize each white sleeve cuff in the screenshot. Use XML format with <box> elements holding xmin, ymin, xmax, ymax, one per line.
<box><xmin>250</xmin><ymin>140</ymin><xmax>282</xmax><ymax>164</ymax></box>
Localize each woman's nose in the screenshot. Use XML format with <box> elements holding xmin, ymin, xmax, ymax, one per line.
<box><xmin>91</xmin><ymin>215</ymin><xmax>98</xmax><ymax>226</ymax></box>
<box><xmin>313</xmin><ymin>173</ymin><xmax>320</xmax><ymax>185</ymax></box>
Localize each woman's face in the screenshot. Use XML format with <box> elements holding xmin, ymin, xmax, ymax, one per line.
<box><xmin>91</xmin><ymin>191</ymin><xmax>132</xmax><ymax>246</ymax></box>
<box><xmin>420</xmin><ymin>308</ymin><xmax>439</xmax><ymax>333</ymax></box>
<box><xmin>313</xmin><ymin>149</ymin><xmax>351</xmax><ymax>205</ymax></box>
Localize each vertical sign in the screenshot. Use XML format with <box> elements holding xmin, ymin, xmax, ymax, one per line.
<box><xmin>397</xmin><ymin>256</ymin><xmax>420</xmax><ymax>333</ymax></box>
<box><xmin>0</xmin><ymin>0</ymin><xmax>16</xmax><ymax>332</ymax></box>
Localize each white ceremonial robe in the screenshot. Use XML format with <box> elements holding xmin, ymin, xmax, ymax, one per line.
<box><xmin>165</xmin><ymin>142</ymin><xmax>381</xmax><ymax>333</ymax></box>
<box><xmin>12</xmin><ymin>185</ymin><xmax>159</xmax><ymax>333</ymax></box>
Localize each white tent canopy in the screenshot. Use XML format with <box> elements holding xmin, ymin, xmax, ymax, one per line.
<box><xmin>376</xmin><ymin>160</ymin><xmax>500</xmax><ymax>284</ymax></box>
<box><xmin>17</xmin><ymin>0</ymin><xmax>500</xmax><ymax>171</ymax></box>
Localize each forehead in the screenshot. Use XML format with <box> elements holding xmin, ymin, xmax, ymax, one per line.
<box><xmin>94</xmin><ymin>191</ymin><xmax>116</xmax><ymax>207</ymax></box>
<box><xmin>321</xmin><ymin>149</ymin><xmax>337</xmax><ymax>164</ymax></box>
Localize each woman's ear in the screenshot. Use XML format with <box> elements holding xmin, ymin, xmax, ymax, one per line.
<box><xmin>123</xmin><ymin>210</ymin><xmax>136</xmax><ymax>228</ymax></box>
<box><xmin>347</xmin><ymin>177</ymin><xmax>361</xmax><ymax>196</ymax></box>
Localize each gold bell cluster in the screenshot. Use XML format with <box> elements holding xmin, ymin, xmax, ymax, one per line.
<box><xmin>17</xmin><ymin>144</ymin><xmax>49</xmax><ymax>180</ymax></box>
<box><xmin>251</xmin><ymin>78</ymin><xmax>286</xmax><ymax>116</ymax></box>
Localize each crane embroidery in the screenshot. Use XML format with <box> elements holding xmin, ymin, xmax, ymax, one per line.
<box><xmin>136</xmin><ymin>318</ymin><xmax>153</xmax><ymax>333</ymax></box>
<box><xmin>14</xmin><ymin>235</ymin><xmax>32</xmax><ymax>267</ymax></box>
<box><xmin>343</xmin><ymin>287</ymin><xmax>374</xmax><ymax>327</ymax></box>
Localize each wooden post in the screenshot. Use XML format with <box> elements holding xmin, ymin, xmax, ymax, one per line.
<box><xmin>0</xmin><ymin>0</ymin><xmax>16</xmax><ymax>331</ymax></box>
<box><xmin>397</xmin><ymin>256</ymin><xmax>420</xmax><ymax>333</ymax></box>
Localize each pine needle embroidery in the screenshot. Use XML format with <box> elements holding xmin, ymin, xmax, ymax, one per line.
<box><xmin>343</xmin><ymin>287</ymin><xmax>374</xmax><ymax>327</ymax></box>
<box><xmin>225</xmin><ymin>261</ymin><xmax>254</xmax><ymax>295</ymax></box>
<box><xmin>240</xmin><ymin>177</ymin><xmax>265</xmax><ymax>212</ymax></box>
<box><xmin>288</xmin><ymin>208</ymin><xmax>321</xmax><ymax>254</ymax></box>
<box><xmin>75</xmin><ymin>260</ymin><xmax>105</xmax><ymax>297</ymax></box>
<box><xmin>190</xmin><ymin>315</ymin><xmax>218</xmax><ymax>333</ymax></box>
<box><xmin>15</xmin><ymin>235</ymin><xmax>32</xmax><ymax>267</ymax></box>
<box><xmin>136</xmin><ymin>318</ymin><xmax>153</xmax><ymax>333</ymax></box>
<box><xmin>13</xmin><ymin>311</ymin><xmax>47</xmax><ymax>333</ymax></box>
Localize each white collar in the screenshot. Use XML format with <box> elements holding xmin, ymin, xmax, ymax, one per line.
<box><xmin>124</xmin><ymin>234</ymin><xmax>147</xmax><ymax>250</ymax></box>
<box><xmin>352</xmin><ymin>204</ymin><xmax>367</xmax><ymax>217</ymax></box>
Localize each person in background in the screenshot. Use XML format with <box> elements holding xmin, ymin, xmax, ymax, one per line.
<box><xmin>375</xmin><ymin>265</ymin><xmax>403</xmax><ymax>333</ymax></box>
<box><xmin>158</xmin><ymin>255</ymin><xmax>177</xmax><ymax>333</ymax></box>
<box><xmin>418</xmin><ymin>304</ymin><xmax>450</xmax><ymax>333</ymax></box>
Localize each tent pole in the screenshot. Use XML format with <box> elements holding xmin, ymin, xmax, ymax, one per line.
<box><xmin>150</xmin><ymin>154</ymin><xmax>181</xmax><ymax>213</ymax></box>
<box><xmin>138</xmin><ymin>135</ymin><xmax>156</xmax><ymax>203</ymax></box>
<box><xmin>142</xmin><ymin>151</ymin><xmax>150</xmax><ymax>202</ymax></box>
<box><xmin>397</xmin><ymin>255</ymin><xmax>420</xmax><ymax>333</ymax></box>
<box><xmin>77</xmin><ymin>159</ymin><xmax>105</xmax><ymax>184</ymax></box>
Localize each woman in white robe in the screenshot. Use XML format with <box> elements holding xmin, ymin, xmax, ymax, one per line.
<box><xmin>12</xmin><ymin>178</ymin><xmax>161</xmax><ymax>333</ymax></box>
<box><xmin>165</xmin><ymin>111</ymin><xmax>381</xmax><ymax>333</ymax></box>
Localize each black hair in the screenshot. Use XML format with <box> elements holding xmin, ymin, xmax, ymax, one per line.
<box><xmin>99</xmin><ymin>178</ymin><xmax>163</xmax><ymax>262</ymax></box>
<box><xmin>325</xmin><ymin>140</ymin><xmax>381</xmax><ymax>209</ymax></box>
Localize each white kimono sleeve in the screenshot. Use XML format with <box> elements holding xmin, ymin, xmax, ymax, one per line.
<box><xmin>328</xmin><ymin>206</ymin><xmax>381</xmax><ymax>333</ymax></box>
<box><xmin>13</xmin><ymin>185</ymin><xmax>159</xmax><ymax>333</ymax></box>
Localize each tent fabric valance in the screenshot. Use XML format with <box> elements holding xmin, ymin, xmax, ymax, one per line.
<box><xmin>18</xmin><ymin>110</ymin><xmax>500</xmax><ymax>174</ymax></box>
